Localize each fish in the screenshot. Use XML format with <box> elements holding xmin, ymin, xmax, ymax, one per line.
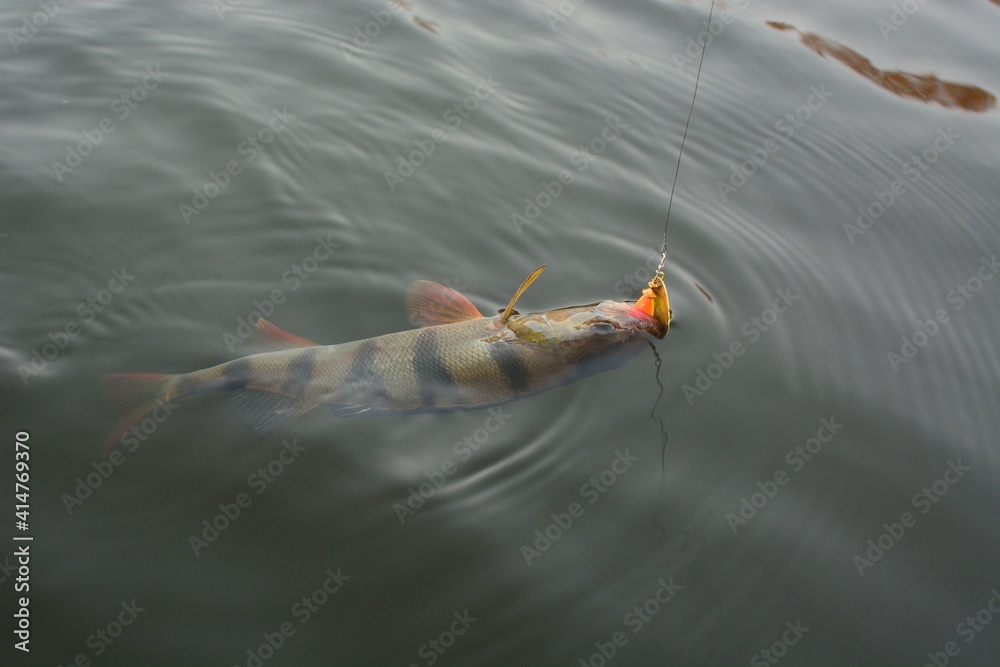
<box><xmin>105</xmin><ymin>265</ymin><xmax>671</xmax><ymax>452</ymax></box>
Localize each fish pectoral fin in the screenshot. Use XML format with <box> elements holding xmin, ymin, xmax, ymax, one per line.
<box><xmin>407</xmin><ymin>280</ymin><xmax>483</xmax><ymax>327</ymax></box>
<box><xmin>500</xmin><ymin>264</ymin><xmax>546</xmax><ymax>323</ymax></box>
<box><xmin>230</xmin><ymin>389</ymin><xmax>317</xmax><ymax>434</ymax></box>
<box><xmin>252</xmin><ymin>318</ymin><xmax>320</xmax><ymax>351</ymax></box>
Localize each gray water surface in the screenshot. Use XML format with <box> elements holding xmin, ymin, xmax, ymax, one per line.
<box><xmin>2</xmin><ymin>0</ymin><xmax>999</xmax><ymax>665</ymax></box>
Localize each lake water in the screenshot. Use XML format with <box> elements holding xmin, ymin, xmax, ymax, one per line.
<box><xmin>3</xmin><ymin>0</ymin><xmax>1000</xmax><ymax>665</ymax></box>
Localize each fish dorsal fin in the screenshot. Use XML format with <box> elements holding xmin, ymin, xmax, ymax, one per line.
<box><xmin>252</xmin><ymin>318</ymin><xmax>319</xmax><ymax>350</ymax></box>
<box><xmin>500</xmin><ymin>264</ymin><xmax>546</xmax><ymax>324</ymax></box>
<box><xmin>407</xmin><ymin>281</ymin><xmax>483</xmax><ymax>327</ymax></box>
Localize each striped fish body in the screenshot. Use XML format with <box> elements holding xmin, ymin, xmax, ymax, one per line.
<box><xmin>105</xmin><ymin>270</ymin><xmax>670</xmax><ymax>448</ymax></box>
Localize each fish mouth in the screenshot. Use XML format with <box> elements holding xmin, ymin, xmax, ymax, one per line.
<box><xmin>633</xmin><ymin>274</ymin><xmax>671</xmax><ymax>333</ymax></box>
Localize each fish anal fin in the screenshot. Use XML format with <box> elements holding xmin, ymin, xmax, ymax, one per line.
<box><xmin>328</xmin><ymin>402</ymin><xmax>377</xmax><ymax>417</ymax></box>
<box><xmin>407</xmin><ymin>281</ymin><xmax>483</xmax><ymax>327</ymax></box>
<box><xmin>252</xmin><ymin>318</ymin><xmax>319</xmax><ymax>351</ymax></box>
<box><xmin>230</xmin><ymin>389</ymin><xmax>317</xmax><ymax>434</ymax></box>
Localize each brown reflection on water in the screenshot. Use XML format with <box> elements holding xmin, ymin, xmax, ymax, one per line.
<box><xmin>393</xmin><ymin>0</ymin><xmax>439</xmax><ymax>34</ymax></box>
<box><xmin>412</xmin><ymin>15</ymin><xmax>439</xmax><ymax>34</ymax></box>
<box><xmin>767</xmin><ymin>21</ymin><xmax>995</xmax><ymax>112</ymax></box>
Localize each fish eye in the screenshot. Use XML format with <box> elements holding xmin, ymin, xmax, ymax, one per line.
<box><xmin>589</xmin><ymin>319</ymin><xmax>620</xmax><ymax>333</ymax></box>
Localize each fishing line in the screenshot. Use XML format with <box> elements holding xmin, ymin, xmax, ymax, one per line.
<box><xmin>648</xmin><ymin>0</ymin><xmax>717</xmax><ymax>541</ymax></box>
<box><xmin>647</xmin><ymin>342</ymin><xmax>671</xmax><ymax>540</ymax></box>
<box><xmin>655</xmin><ymin>0</ymin><xmax>717</xmax><ymax>275</ymax></box>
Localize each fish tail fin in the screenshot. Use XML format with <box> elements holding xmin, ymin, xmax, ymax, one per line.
<box><xmin>104</xmin><ymin>373</ymin><xmax>173</xmax><ymax>455</ymax></box>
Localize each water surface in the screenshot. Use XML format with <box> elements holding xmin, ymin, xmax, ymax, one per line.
<box><xmin>2</xmin><ymin>0</ymin><xmax>999</xmax><ymax>665</ymax></box>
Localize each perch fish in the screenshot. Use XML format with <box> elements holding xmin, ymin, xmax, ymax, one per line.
<box><xmin>106</xmin><ymin>265</ymin><xmax>670</xmax><ymax>452</ymax></box>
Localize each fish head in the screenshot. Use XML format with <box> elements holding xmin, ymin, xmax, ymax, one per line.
<box><xmin>503</xmin><ymin>275</ymin><xmax>670</xmax><ymax>366</ymax></box>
